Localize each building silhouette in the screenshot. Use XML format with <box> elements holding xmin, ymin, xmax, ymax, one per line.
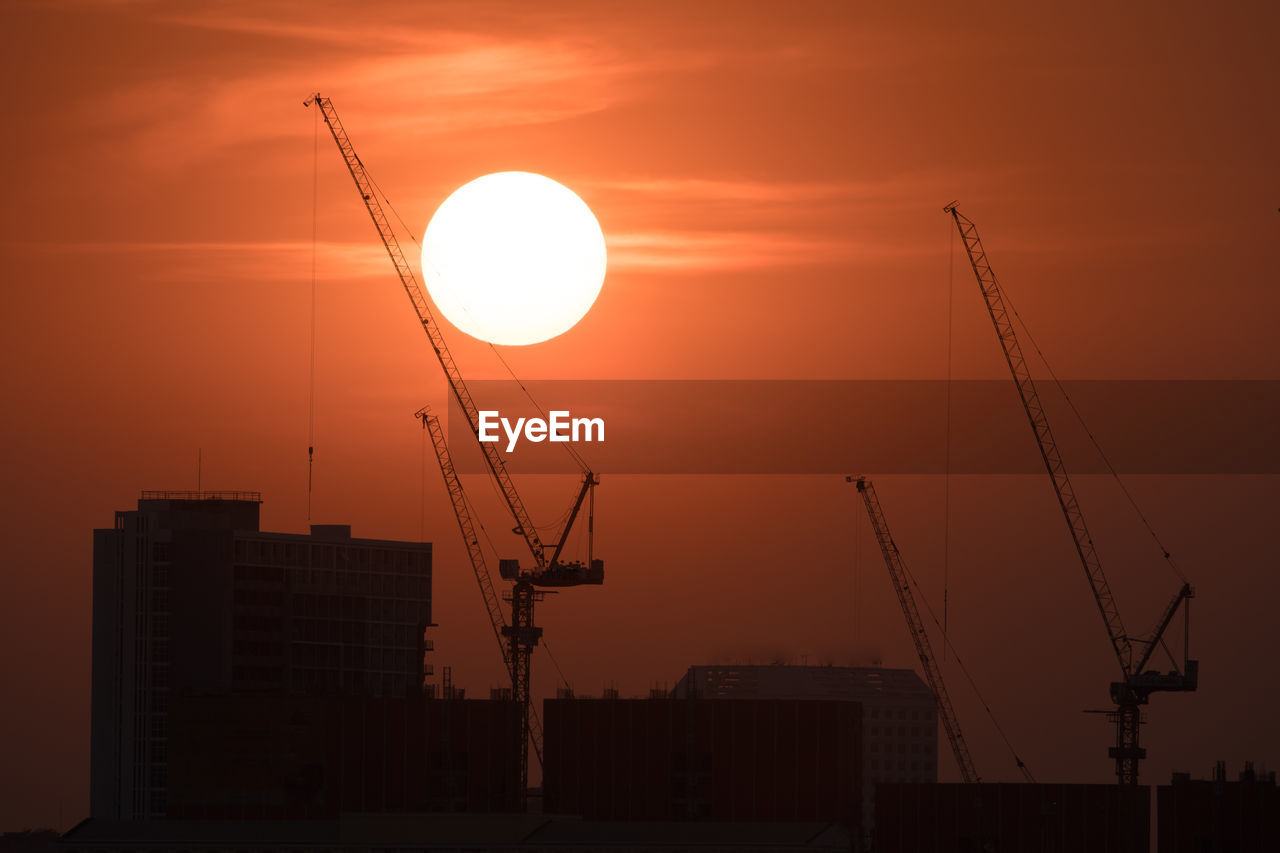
<box><xmin>673</xmin><ymin>663</ymin><xmax>936</xmax><ymax>833</ymax></box>
<box><xmin>875</xmin><ymin>782</ymin><xmax>1150</xmax><ymax>853</ymax></box>
<box><xmin>1158</xmin><ymin>761</ymin><xmax>1280</xmax><ymax>853</ymax></box>
<box><xmin>543</xmin><ymin>694</ymin><xmax>861</xmax><ymax>826</ymax></box>
<box><xmin>90</xmin><ymin>492</ymin><xmax>433</xmax><ymax>820</ymax></box>
<box><xmin>165</xmin><ymin>693</ymin><xmax>520</xmax><ymax>818</ymax></box>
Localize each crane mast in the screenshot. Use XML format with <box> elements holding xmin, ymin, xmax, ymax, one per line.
<box><xmin>944</xmin><ymin>203</ymin><xmax>1196</xmax><ymax>785</ymax></box>
<box><xmin>850</xmin><ymin>476</ymin><xmax>979</xmax><ymax>784</ymax></box>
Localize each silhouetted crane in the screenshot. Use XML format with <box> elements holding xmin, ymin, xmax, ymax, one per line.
<box><xmin>416</xmin><ymin>407</ymin><xmax>547</xmax><ymax>768</ymax></box>
<box><xmin>944</xmin><ymin>202</ymin><xmax>1196</xmax><ymax>785</ymax></box>
<box><xmin>849</xmin><ymin>475</ymin><xmax>980</xmax><ymax>784</ymax></box>
<box><xmin>306</xmin><ymin>94</ymin><xmax>602</xmax><ymax>804</ymax></box>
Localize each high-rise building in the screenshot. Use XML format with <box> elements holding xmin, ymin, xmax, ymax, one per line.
<box><xmin>90</xmin><ymin>491</ymin><xmax>432</xmax><ymax>820</ymax></box>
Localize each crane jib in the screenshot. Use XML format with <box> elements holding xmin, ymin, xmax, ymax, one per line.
<box><xmin>944</xmin><ymin>203</ymin><xmax>1197</xmax><ymax>786</ymax></box>
<box><xmin>311</xmin><ymin>95</ymin><xmax>602</xmax><ymax>576</ymax></box>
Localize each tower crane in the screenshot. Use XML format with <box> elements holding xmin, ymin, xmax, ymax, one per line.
<box><xmin>848</xmin><ymin>476</ymin><xmax>980</xmax><ymax>784</ymax></box>
<box><xmin>944</xmin><ymin>202</ymin><xmax>1197</xmax><ymax>785</ymax></box>
<box><xmin>305</xmin><ymin>94</ymin><xmax>602</xmax><ymax>804</ymax></box>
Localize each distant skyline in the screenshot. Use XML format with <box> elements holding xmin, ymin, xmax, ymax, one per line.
<box><xmin>1</xmin><ymin>0</ymin><xmax>1278</xmax><ymax>832</ymax></box>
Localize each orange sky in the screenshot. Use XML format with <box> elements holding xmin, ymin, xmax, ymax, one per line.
<box><xmin>1</xmin><ymin>0</ymin><xmax>1278</xmax><ymax>831</ymax></box>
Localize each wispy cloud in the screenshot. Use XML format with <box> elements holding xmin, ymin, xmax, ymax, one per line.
<box><xmin>606</xmin><ymin>230</ymin><xmax>901</xmax><ymax>272</ymax></box>
<box><xmin>592</xmin><ymin>176</ymin><xmax>933</xmax><ymax>204</ymax></box>
<box><xmin>33</xmin><ymin>228</ymin><xmax>886</xmax><ymax>282</ymax></box>
<box><xmin>42</xmin><ymin>240</ymin><xmax>388</xmax><ymax>283</ymax></box>
<box><xmin>88</xmin><ymin>9</ymin><xmax>703</xmax><ymax>171</ymax></box>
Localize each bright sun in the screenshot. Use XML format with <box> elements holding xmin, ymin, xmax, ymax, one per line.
<box><xmin>420</xmin><ymin>172</ymin><xmax>607</xmax><ymax>346</ymax></box>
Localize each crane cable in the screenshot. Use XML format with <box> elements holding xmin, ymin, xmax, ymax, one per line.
<box><xmin>995</xmin><ymin>274</ymin><xmax>1188</xmax><ymax>585</ymax></box>
<box><xmin>540</xmin><ymin>638</ymin><xmax>573</xmax><ymax>690</ymax></box>
<box><xmin>943</xmin><ymin>211</ymin><xmax>955</xmax><ymax>659</ymax></box>
<box><xmin>307</xmin><ymin>102</ymin><xmax>319</xmax><ymax>522</ymax></box>
<box><xmin>886</xmin><ymin>505</ymin><xmax>1036</xmax><ymax>781</ymax></box>
<box><xmin>365</xmin><ymin>168</ymin><xmax>592</xmax><ymax>475</ymax></box>
<box><xmin>853</xmin><ymin>481</ymin><xmax>861</xmax><ymax>654</ymax></box>
<box><xmin>420</xmin><ymin>416</ymin><xmax>427</xmax><ymax>541</ymax></box>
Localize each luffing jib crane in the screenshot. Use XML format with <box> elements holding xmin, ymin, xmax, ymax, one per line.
<box><xmin>306</xmin><ymin>93</ymin><xmax>602</xmax><ymax>804</ymax></box>
<box><xmin>944</xmin><ymin>202</ymin><xmax>1197</xmax><ymax>785</ymax></box>
<box><xmin>415</xmin><ymin>407</ymin><xmax>546</xmax><ymax>768</ymax></box>
<box><xmin>849</xmin><ymin>475</ymin><xmax>980</xmax><ymax>784</ymax></box>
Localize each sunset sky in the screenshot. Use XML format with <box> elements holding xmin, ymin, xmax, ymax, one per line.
<box><xmin>1</xmin><ymin>0</ymin><xmax>1278</xmax><ymax>831</ymax></box>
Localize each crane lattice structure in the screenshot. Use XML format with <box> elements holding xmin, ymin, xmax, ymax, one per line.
<box><xmin>945</xmin><ymin>202</ymin><xmax>1196</xmax><ymax>785</ymax></box>
<box><xmin>850</xmin><ymin>475</ymin><xmax>979</xmax><ymax>784</ymax></box>
<box><xmin>416</xmin><ymin>408</ymin><xmax>546</xmax><ymax>768</ymax></box>
<box><xmin>306</xmin><ymin>94</ymin><xmax>601</xmax><ymax>806</ymax></box>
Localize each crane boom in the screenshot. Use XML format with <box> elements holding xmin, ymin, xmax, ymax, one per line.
<box><xmin>418</xmin><ymin>408</ymin><xmax>512</xmax><ymax>672</ymax></box>
<box><xmin>306</xmin><ymin>93</ymin><xmax>589</xmax><ymax>574</ymax></box>
<box><xmin>851</xmin><ymin>476</ymin><xmax>979</xmax><ymax>784</ymax></box>
<box><xmin>944</xmin><ymin>204</ymin><xmax>1131</xmax><ymax>672</ymax></box>
<box><xmin>945</xmin><ymin>202</ymin><xmax>1196</xmax><ymax>785</ymax></box>
<box><xmin>416</xmin><ymin>407</ymin><xmax>545</xmax><ymax>778</ymax></box>
<box><xmin>308</xmin><ymin>93</ymin><xmax>597</xmax><ymax>806</ymax></box>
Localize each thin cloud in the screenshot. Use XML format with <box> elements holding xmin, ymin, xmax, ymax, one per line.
<box><xmin>43</xmin><ymin>228</ymin><xmax>891</xmax><ymax>281</ymax></box>
<box><xmin>594</xmin><ymin>176</ymin><xmax>930</xmax><ymax>204</ymax></box>
<box><xmin>156</xmin><ymin>13</ymin><xmax>441</xmax><ymax>47</ymax></box>
<box><xmin>88</xmin><ymin>25</ymin><xmax>701</xmax><ymax>170</ymax></box>
<box><xmin>606</xmin><ymin>230</ymin><xmax>900</xmax><ymax>272</ymax></box>
<box><xmin>45</xmin><ymin>240</ymin><xmax>388</xmax><ymax>283</ymax></box>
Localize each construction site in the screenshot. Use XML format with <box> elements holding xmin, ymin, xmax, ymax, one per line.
<box><xmin>47</xmin><ymin>91</ymin><xmax>1275</xmax><ymax>853</ymax></box>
